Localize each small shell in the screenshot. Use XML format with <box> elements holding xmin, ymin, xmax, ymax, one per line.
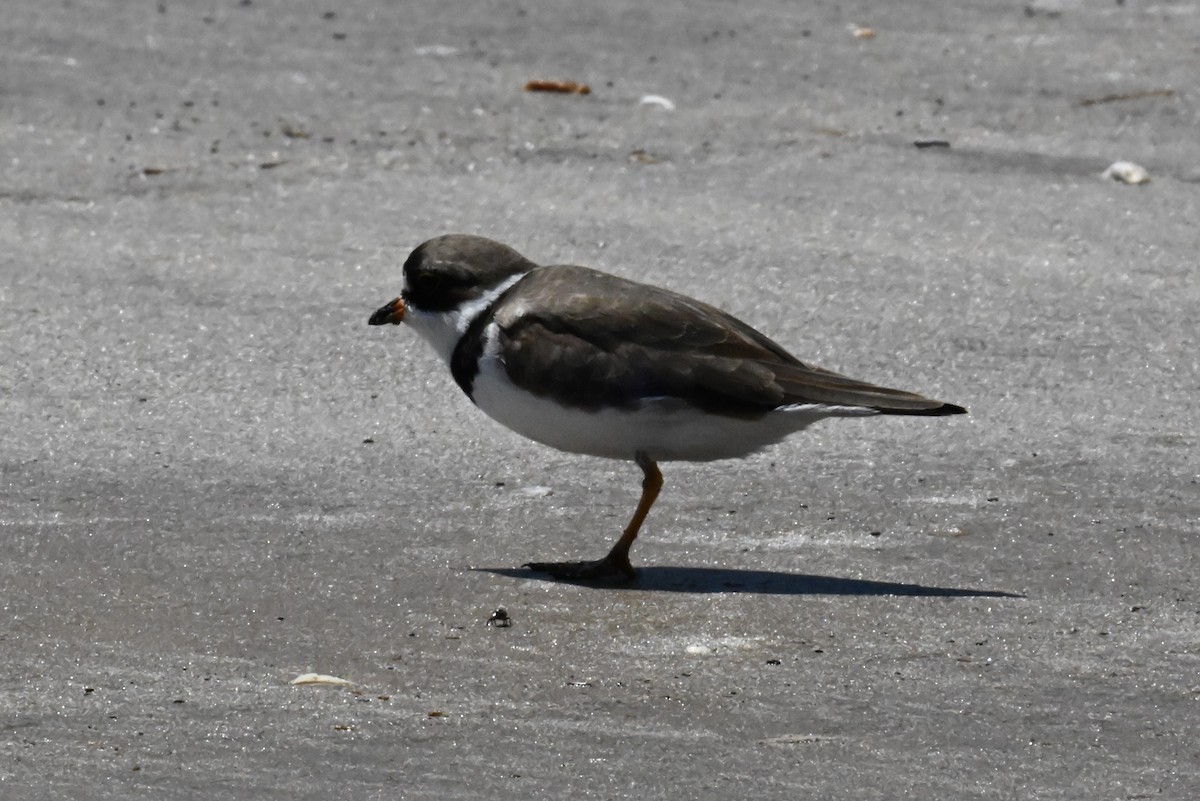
<box><xmin>1102</xmin><ymin>161</ymin><xmax>1150</xmax><ymax>185</ymax></box>
<box><xmin>850</xmin><ymin>25</ymin><xmax>876</xmax><ymax>39</ymax></box>
<box><xmin>414</xmin><ymin>44</ymin><xmax>458</xmax><ymax>57</ymax></box>
<box><xmin>639</xmin><ymin>94</ymin><xmax>676</xmax><ymax>111</ymax></box>
<box><xmin>290</xmin><ymin>672</ymin><xmax>353</xmax><ymax>686</ymax></box>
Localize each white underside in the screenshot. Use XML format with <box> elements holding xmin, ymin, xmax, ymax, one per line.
<box><xmin>470</xmin><ymin>322</ymin><xmax>876</xmax><ymax>462</ymax></box>
<box><xmin>403</xmin><ymin>290</ymin><xmax>877</xmax><ymax>463</ymax></box>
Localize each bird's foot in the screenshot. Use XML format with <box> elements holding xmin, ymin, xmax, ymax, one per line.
<box><xmin>524</xmin><ymin>551</ymin><xmax>637</xmax><ymax>582</ymax></box>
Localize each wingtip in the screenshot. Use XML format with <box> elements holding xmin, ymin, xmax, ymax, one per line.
<box><xmin>879</xmin><ymin>401</ymin><xmax>968</xmax><ymax>416</ymax></box>
<box><xmin>932</xmin><ymin>402</ymin><xmax>968</xmax><ymax>416</ymax></box>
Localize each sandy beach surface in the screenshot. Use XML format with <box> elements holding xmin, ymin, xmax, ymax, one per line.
<box><xmin>2</xmin><ymin>1</ymin><xmax>1197</xmax><ymax>798</ymax></box>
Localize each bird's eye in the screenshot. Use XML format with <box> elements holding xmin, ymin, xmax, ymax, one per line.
<box><xmin>414</xmin><ymin>271</ymin><xmax>441</xmax><ymax>292</ymax></box>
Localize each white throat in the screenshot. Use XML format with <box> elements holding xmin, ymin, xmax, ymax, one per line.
<box><xmin>403</xmin><ymin>273</ymin><xmax>526</xmax><ymax>365</ymax></box>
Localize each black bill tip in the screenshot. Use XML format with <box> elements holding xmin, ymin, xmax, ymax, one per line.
<box><xmin>369</xmin><ymin>297</ymin><xmax>405</xmax><ymax>326</ymax></box>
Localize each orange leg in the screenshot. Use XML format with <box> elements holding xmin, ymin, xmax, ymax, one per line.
<box><xmin>526</xmin><ymin>451</ymin><xmax>662</xmax><ymax>581</ymax></box>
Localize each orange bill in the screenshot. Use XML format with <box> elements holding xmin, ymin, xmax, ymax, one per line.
<box><xmin>368</xmin><ymin>297</ymin><xmax>405</xmax><ymax>326</ymax></box>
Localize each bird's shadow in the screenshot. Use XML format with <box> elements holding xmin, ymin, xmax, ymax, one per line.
<box><xmin>474</xmin><ymin>566</ymin><xmax>1022</xmax><ymax>598</ymax></box>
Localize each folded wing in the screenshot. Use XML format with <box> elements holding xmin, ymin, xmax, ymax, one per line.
<box><xmin>494</xmin><ymin>266</ymin><xmax>965</xmax><ymax>418</ymax></box>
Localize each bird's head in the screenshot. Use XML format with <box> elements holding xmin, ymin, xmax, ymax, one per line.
<box><xmin>369</xmin><ymin>234</ymin><xmax>538</xmax><ymax>363</ymax></box>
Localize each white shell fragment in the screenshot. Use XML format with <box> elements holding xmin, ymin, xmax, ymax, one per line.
<box><xmin>290</xmin><ymin>673</ymin><xmax>353</xmax><ymax>686</ymax></box>
<box><xmin>414</xmin><ymin>44</ymin><xmax>459</xmax><ymax>57</ymax></box>
<box><xmin>639</xmin><ymin>94</ymin><xmax>676</xmax><ymax>111</ymax></box>
<box><xmin>1102</xmin><ymin>161</ymin><xmax>1150</xmax><ymax>185</ymax></box>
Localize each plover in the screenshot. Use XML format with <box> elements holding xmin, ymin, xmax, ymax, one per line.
<box><xmin>369</xmin><ymin>235</ymin><xmax>965</xmax><ymax>580</ymax></box>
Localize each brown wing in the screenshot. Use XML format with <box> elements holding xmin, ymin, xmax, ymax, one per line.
<box><xmin>493</xmin><ymin>266</ymin><xmax>964</xmax><ymax>417</ymax></box>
